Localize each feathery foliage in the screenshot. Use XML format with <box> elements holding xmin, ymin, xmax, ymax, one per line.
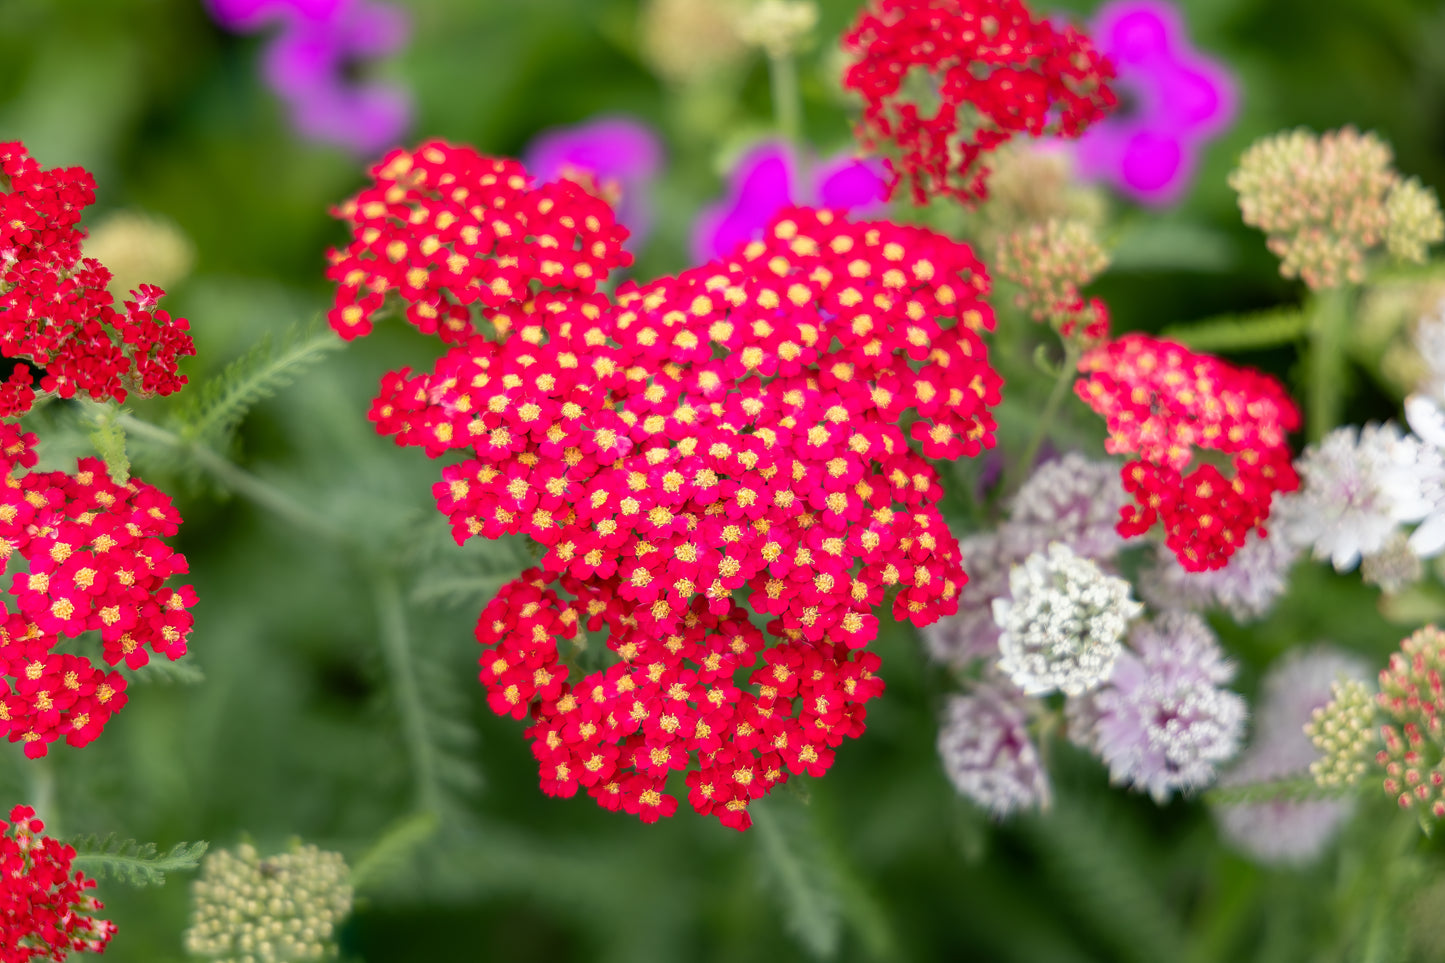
<box><xmin>174</xmin><ymin>321</ymin><xmax>345</xmax><ymax>449</ymax></box>
<box><xmin>69</xmin><ymin>835</ymin><xmax>208</xmax><ymax>887</ymax></box>
<box><xmin>753</xmin><ymin>796</ymin><xmax>844</xmax><ymax>960</ymax></box>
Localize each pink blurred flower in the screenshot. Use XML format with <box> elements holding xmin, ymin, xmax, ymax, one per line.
<box><xmin>525</xmin><ymin>116</ymin><xmax>664</xmax><ymax>247</ymax></box>
<box><xmin>692</xmin><ymin>141</ymin><xmax>888</xmax><ymax>261</ymax></box>
<box><xmin>1073</xmin><ymin>0</ymin><xmax>1236</xmax><ymax>205</ymax></box>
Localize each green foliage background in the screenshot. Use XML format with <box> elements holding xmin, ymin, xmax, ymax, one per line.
<box><xmin>3</xmin><ymin>0</ymin><xmax>1445</xmax><ymax>959</ymax></box>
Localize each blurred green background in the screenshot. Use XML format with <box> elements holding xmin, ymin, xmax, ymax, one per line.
<box><xmin>3</xmin><ymin>0</ymin><xmax>1445</xmax><ymax>960</ymax></box>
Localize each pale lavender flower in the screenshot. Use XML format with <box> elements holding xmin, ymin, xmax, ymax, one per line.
<box><xmin>920</xmin><ymin>531</ymin><xmax>1011</xmax><ymax>667</ymax></box>
<box><xmin>1002</xmin><ymin>452</ymin><xmax>1128</xmax><ymax>562</ymax></box>
<box><xmin>1073</xmin><ymin>0</ymin><xmax>1237</xmax><ymax>206</ymax></box>
<box><xmin>206</xmin><ymin>0</ymin><xmax>410</xmax><ymax>154</ymax></box>
<box><xmin>691</xmin><ymin>141</ymin><xmax>888</xmax><ymax>260</ymax></box>
<box><xmin>1214</xmin><ymin>647</ymin><xmax>1368</xmax><ymax>865</ymax></box>
<box><xmin>1069</xmin><ymin>612</ymin><xmax>1246</xmax><ymax>802</ymax></box>
<box><xmin>1278</xmin><ymin>423</ymin><xmax>1434</xmax><ymax>571</ymax></box>
<box><xmin>937</xmin><ymin>681</ymin><xmax>1051</xmax><ymax>816</ymax></box>
<box><xmin>992</xmin><ymin>543</ymin><xmax>1141</xmax><ymax>697</ymax></box>
<box><xmin>524</xmin><ymin>116</ymin><xmax>664</xmax><ymax>246</ymax></box>
<box><xmin>1138</xmin><ymin>521</ymin><xmax>1298</xmax><ymax>622</ymax></box>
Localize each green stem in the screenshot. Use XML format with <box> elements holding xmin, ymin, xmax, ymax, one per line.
<box><xmin>372</xmin><ymin>571</ymin><xmax>443</xmax><ymax>816</ymax></box>
<box><xmin>1009</xmin><ymin>342</ymin><xmax>1082</xmax><ymax>489</ymax></box>
<box><xmin>116</xmin><ymin>413</ymin><xmax>347</xmax><ymax>545</ymax></box>
<box><xmin>768</xmin><ymin>52</ymin><xmax>802</xmax><ymax>146</ymax></box>
<box><xmin>1307</xmin><ymin>285</ymin><xmax>1353</xmax><ymax>443</ymax></box>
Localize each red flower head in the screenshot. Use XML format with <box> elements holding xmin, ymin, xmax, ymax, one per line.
<box><xmin>345</xmin><ymin>157</ymin><xmax>1005</xmax><ymax>828</ymax></box>
<box><xmin>0</xmin><ymin>805</ymin><xmax>115</xmax><ymax>962</ymax></box>
<box><xmin>842</xmin><ymin>0</ymin><xmax>1115</xmax><ymax>205</ymax></box>
<box><xmin>0</xmin><ymin>144</ymin><xmax>195</xmax><ymax>416</ymax></box>
<box><xmin>326</xmin><ymin>140</ymin><xmax>632</xmax><ymax>342</ymax></box>
<box><xmin>1075</xmin><ymin>333</ymin><xmax>1301</xmax><ymax>572</ymax></box>
<box><xmin>0</xmin><ymin>428</ymin><xmax>196</xmax><ymax>758</ymax></box>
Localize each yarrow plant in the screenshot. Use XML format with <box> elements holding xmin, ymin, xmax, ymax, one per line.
<box><xmin>329</xmin><ymin>140</ymin><xmax>1003</xmax><ymax>829</ymax></box>
<box><xmin>0</xmin><ymin>805</ymin><xmax>115</xmax><ymax>962</ymax></box>
<box><xmin>841</xmin><ymin>0</ymin><xmax>1117</xmax><ymax>204</ymax></box>
<box><xmin>1076</xmin><ymin>333</ymin><xmax>1302</xmax><ymax>571</ymax></box>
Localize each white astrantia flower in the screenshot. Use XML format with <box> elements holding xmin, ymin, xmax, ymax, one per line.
<box><xmin>937</xmin><ymin>680</ymin><xmax>1051</xmax><ymax>816</ymax></box>
<box><xmin>992</xmin><ymin>542</ymin><xmax>1142</xmax><ymax>697</ymax></box>
<box><xmin>1404</xmin><ymin>393</ymin><xmax>1445</xmax><ymax>557</ymax></box>
<box><xmin>1279</xmin><ymin>422</ymin><xmax>1434</xmax><ymax>571</ymax></box>
<box><xmin>1068</xmin><ymin>612</ymin><xmax>1247</xmax><ymax>803</ymax></box>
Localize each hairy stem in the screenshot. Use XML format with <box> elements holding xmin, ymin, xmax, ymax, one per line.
<box><xmin>116</xmin><ymin>413</ymin><xmax>347</xmax><ymax>545</ymax></box>
<box><xmin>1307</xmin><ymin>285</ymin><xmax>1352</xmax><ymax>443</ymax></box>
<box><xmin>1009</xmin><ymin>342</ymin><xmax>1082</xmax><ymax>490</ymax></box>
<box><xmin>769</xmin><ymin>52</ymin><xmax>803</xmax><ymax>145</ymax></box>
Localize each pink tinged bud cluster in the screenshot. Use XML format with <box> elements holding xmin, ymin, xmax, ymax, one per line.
<box><xmin>1068</xmin><ymin>612</ymin><xmax>1246</xmax><ymax>802</ymax></box>
<box><xmin>0</xmin><ymin>144</ymin><xmax>196</xmax><ymax>416</ymax></box>
<box><xmin>0</xmin><ymin>426</ymin><xmax>196</xmax><ymax>758</ymax></box>
<box><xmin>1229</xmin><ymin>126</ymin><xmax>1444</xmax><ymax>290</ymax></box>
<box><xmin>332</xmin><ymin>144</ymin><xmax>1006</xmax><ymax>829</ymax></box>
<box><xmin>0</xmin><ymin>805</ymin><xmax>115</xmax><ymax>962</ymax></box>
<box><xmin>937</xmin><ymin>679</ymin><xmax>1050</xmax><ymax>816</ymax></box>
<box><xmin>1374</xmin><ymin>626</ymin><xmax>1445</xmax><ymax>817</ymax></box>
<box><xmin>993</xmin><ymin>218</ymin><xmax>1110</xmax><ymax>344</ymax></box>
<box><xmin>1214</xmin><ymin>647</ymin><xmax>1368</xmax><ymax>865</ymax></box>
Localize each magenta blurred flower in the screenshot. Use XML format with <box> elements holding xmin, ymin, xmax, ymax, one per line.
<box><xmin>205</xmin><ymin>0</ymin><xmax>410</xmax><ymax>155</ymax></box>
<box><xmin>1073</xmin><ymin>0</ymin><xmax>1236</xmax><ymax>206</ymax></box>
<box><xmin>525</xmin><ymin>117</ymin><xmax>664</xmax><ymax>247</ymax></box>
<box><xmin>692</xmin><ymin>141</ymin><xmax>889</xmax><ymax>261</ymax></box>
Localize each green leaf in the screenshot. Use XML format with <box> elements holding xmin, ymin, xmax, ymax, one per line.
<box><xmin>1160</xmin><ymin>308</ymin><xmax>1309</xmax><ymax>352</ymax></box>
<box><xmin>69</xmin><ymin>835</ymin><xmax>208</xmax><ymax>887</ymax></box>
<box><xmin>1109</xmin><ymin>221</ymin><xmax>1237</xmax><ymax>273</ymax></box>
<box><xmin>83</xmin><ymin>404</ymin><xmax>130</xmax><ymax>482</ymax></box>
<box><xmin>175</xmin><ymin>321</ymin><xmax>344</xmax><ymax>448</ymax></box>
<box><xmin>349</xmin><ymin>810</ymin><xmax>440</xmax><ymax>893</ymax></box>
<box><xmin>1204</xmin><ymin>775</ymin><xmax>1353</xmax><ymax>807</ymax></box>
<box><xmin>752</xmin><ymin>796</ymin><xmax>843</xmax><ymax>960</ymax></box>
<box><xmin>121</xmin><ymin>657</ymin><xmax>205</xmax><ymax>686</ymax></box>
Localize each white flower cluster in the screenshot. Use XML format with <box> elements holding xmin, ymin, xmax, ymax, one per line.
<box><xmin>1069</xmin><ymin>613</ymin><xmax>1247</xmax><ymax>802</ymax></box>
<box><xmin>992</xmin><ymin>542</ymin><xmax>1142</xmax><ymax>697</ymax></box>
<box><xmin>1281</xmin><ymin>305</ymin><xmax>1445</xmax><ymax>583</ymax></box>
<box><xmin>921</xmin><ymin>454</ymin><xmax>1127</xmax><ymax>667</ymax></box>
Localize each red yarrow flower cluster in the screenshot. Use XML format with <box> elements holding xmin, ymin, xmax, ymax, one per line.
<box><xmin>335</xmin><ymin>147</ymin><xmax>1003</xmax><ymax>828</ymax></box>
<box><xmin>842</xmin><ymin>0</ymin><xmax>1116</xmax><ymax>205</ymax></box>
<box><xmin>326</xmin><ymin>141</ymin><xmax>631</xmax><ymax>343</ymax></box>
<box><xmin>1075</xmin><ymin>334</ymin><xmax>1300</xmax><ymax>572</ymax></box>
<box><xmin>0</xmin><ymin>425</ymin><xmax>196</xmax><ymax>758</ymax></box>
<box><xmin>0</xmin><ymin>143</ymin><xmax>195</xmax><ymax>417</ymax></box>
<box><xmin>0</xmin><ymin>805</ymin><xmax>115</xmax><ymax>962</ymax></box>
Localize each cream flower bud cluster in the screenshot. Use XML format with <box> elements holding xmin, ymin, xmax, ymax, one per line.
<box><xmin>737</xmin><ymin>0</ymin><xmax>819</xmax><ymax>58</ymax></box>
<box><xmin>1306</xmin><ymin>678</ymin><xmax>1377</xmax><ymax>788</ymax></box>
<box><xmin>992</xmin><ymin>542</ymin><xmax>1142</xmax><ymax>696</ymax></box>
<box><xmin>184</xmin><ymin>841</ymin><xmax>354</xmax><ymax>963</ymax></box>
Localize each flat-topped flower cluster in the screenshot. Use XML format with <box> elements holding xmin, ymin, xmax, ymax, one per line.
<box><xmin>329</xmin><ymin>140</ymin><xmax>1005</xmax><ymax>828</ymax></box>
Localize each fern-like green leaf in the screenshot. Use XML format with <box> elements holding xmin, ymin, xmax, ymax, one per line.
<box><xmin>1159</xmin><ymin>308</ymin><xmax>1308</xmax><ymax>352</ymax></box>
<box><xmin>1203</xmin><ymin>774</ymin><xmax>1350</xmax><ymax>806</ymax></box>
<box><xmin>752</xmin><ymin>796</ymin><xmax>843</xmax><ymax>960</ymax></box>
<box><xmin>175</xmin><ymin>321</ymin><xmax>344</xmax><ymax>448</ymax></box>
<box><xmin>83</xmin><ymin>404</ymin><xmax>130</xmax><ymax>482</ymax></box>
<box><xmin>69</xmin><ymin>835</ymin><xmax>208</xmax><ymax>887</ymax></box>
<box><xmin>122</xmin><ymin>657</ymin><xmax>206</xmax><ymax>686</ymax></box>
<box><xmin>349</xmin><ymin>810</ymin><xmax>440</xmax><ymax>893</ymax></box>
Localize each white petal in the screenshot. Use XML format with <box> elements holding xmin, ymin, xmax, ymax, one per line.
<box><xmin>1411</xmin><ymin>512</ymin><xmax>1445</xmax><ymax>558</ymax></box>
<box><xmin>1408</xmin><ymin>394</ymin><xmax>1445</xmax><ymax>449</ymax></box>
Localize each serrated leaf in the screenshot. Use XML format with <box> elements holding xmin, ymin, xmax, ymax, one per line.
<box><xmin>1160</xmin><ymin>308</ymin><xmax>1308</xmax><ymax>352</ymax></box>
<box><xmin>82</xmin><ymin>404</ymin><xmax>130</xmax><ymax>482</ymax></box>
<box><xmin>1204</xmin><ymin>774</ymin><xmax>1350</xmax><ymax>806</ymax></box>
<box><xmin>175</xmin><ymin>321</ymin><xmax>344</xmax><ymax>449</ymax></box>
<box><xmin>69</xmin><ymin>834</ymin><xmax>208</xmax><ymax>887</ymax></box>
<box><xmin>349</xmin><ymin>810</ymin><xmax>440</xmax><ymax>893</ymax></box>
<box><xmin>121</xmin><ymin>657</ymin><xmax>205</xmax><ymax>686</ymax></box>
<box><xmin>752</xmin><ymin>797</ymin><xmax>843</xmax><ymax>960</ymax></box>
